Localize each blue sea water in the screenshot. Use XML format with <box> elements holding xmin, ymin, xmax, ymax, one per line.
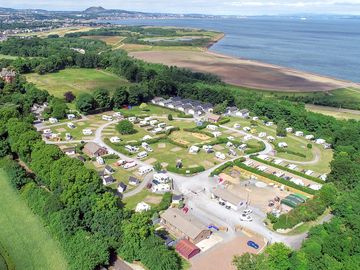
<box><xmin>106</xmin><ymin>17</ymin><xmax>360</xmax><ymax>82</ymax></box>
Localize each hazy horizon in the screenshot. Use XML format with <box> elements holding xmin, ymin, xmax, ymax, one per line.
<box><xmin>1</xmin><ymin>1</ymin><xmax>360</xmax><ymax>16</ymax></box>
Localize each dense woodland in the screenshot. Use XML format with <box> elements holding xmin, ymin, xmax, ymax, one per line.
<box><xmin>1</xmin><ymin>35</ymin><xmax>360</xmax><ymax>270</ymax></box>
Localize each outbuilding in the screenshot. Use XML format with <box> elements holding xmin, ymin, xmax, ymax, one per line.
<box><xmin>175</xmin><ymin>239</ymin><xmax>201</xmax><ymax>260</ymax></box>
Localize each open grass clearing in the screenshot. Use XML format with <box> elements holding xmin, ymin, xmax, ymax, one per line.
<box><xmin>82</xmin><ymin>35</ymin><xmax>125</xmax><ymax>47</ymax></box>
<box><xmin>0</xmin><ymin>169</ymin><xmax>67</xmax><ymax>270</ymax></box>
<box><xmin>123</xmin><ymin>189</ymin><xmax>162</xmax><ymax>210</ymax></box>
<box><xmin>305</xmin><ymin>104</ymin><xmax>360</xmax><ymax>120</ymax></box>
<box><xmin>26</xmin><ymin>68</ymin><xmax>129</xmax><ymax>98</ymax></box>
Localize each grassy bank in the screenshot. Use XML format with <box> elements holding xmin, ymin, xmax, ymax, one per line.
<box><xmin>0</xmin><ymin>169</ymin><xmax>68</xmax><ymax>270</ymax></box>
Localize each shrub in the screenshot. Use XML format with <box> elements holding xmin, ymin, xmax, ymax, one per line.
<box><xmin>168</xmin><ymin>114</ymin><xmax>173</xmax><ymax>121</ymax></box>
<box><xmin>218</xmin><ymin>117</ymin><xmax>231</xmax><ymax>125</ymax></box>
<box><xmin>307</xmin><ymin>143</ymin><xmax>313</xmax><ymax>149</ymax></box>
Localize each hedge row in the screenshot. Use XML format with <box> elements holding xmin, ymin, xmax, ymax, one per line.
<box><xmin>234</xmin><ymin>160</ymin><xmax>315</xmax><ymax>195</ymax></box>
<box><xmin>210</xmin><ymin>161</ymin><xmax>234</xmax><ymax>176</ymax></box>
<box><xmin>167</xmin><ymin>165</ymin><xmax>205</xmax><ymax>175</ymax></box>
<box><xmin>218</xmin><ymin>117</ymin><xmax>231</xmax><ymax>125</ymax></box>
<box><xmin>209</xmin><ymin>157</ymin><xmax>246</xmax><ymax>176</ymax></box>
<box><xmin>244</xmin><ymin>141</ymin><xmax>266</xmax><ymax>154</ymax></box>
<box><xmin>250</xmin><ymin>156</ymin><xmax>325</xmax><ymax>184</ymax></box>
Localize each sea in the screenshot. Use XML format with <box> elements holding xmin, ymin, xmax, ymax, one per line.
<box><xmin>105</xmin><ymin>17</ymin><xmax>360</xmax><ymax>82</ymax></box>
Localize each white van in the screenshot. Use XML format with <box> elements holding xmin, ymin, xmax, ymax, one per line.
<box><xmin>138</xmin><ymin>166</ymin><xmax>153</xmax><ymax>175</ymax></box>
<box><xmin>102</xmin><ymin>115</ymin><xmax>113</xmax><ymax>121</ymax></box>
<box><xmin>67</xmin><ymin>122</ymin><xmax>76</xmax><ymax>129</ymax></box>
<box><xmin>124</xmin><ymin>161</ymin><xmax>137</xmax><ymax>169</ymax></box>
<box><xmin>215</xmin><ymin>152</ymin><xmax>226</xmax><ymax>160</ymax></box>
<box><xmin>43</xmin><ymin>129</ymin><xmax>52</xmax><ymax>134</ymax></box>
<box><xmin>137</xmin><ymin>151</ymin><xmax>148</xmax><ymax>159</ymax></box>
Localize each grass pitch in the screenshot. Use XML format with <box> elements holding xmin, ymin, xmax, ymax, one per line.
<box><xmin>26</xmin><ymin>68</ymin><xmax>129</xmax><ymax>98</ymax></box>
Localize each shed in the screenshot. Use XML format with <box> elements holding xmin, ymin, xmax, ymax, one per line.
<box><xmin>176</xmin><ymin>239</ymin><xmax>201</xmax><ymax>260</ymax></box>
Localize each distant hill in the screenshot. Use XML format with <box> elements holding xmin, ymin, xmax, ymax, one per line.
<box><xmin>83</xmin><ymin>6</ymin><xmax>107</xmax><ymax>14</ymax></box>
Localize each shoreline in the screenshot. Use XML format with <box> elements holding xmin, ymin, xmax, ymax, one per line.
<box><xmin>205</xmin><ymin>32</ymin><xmax>359</xmax><ymax>88</ymax></box>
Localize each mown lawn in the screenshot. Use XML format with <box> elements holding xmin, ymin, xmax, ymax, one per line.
<box><xmin>26</xmin><ymin>68</ymin><xmax>129</xmax><ymax>98</ymax></box>
<box><xmin>0</xmin><ymin>169</ymin><xmax>68</xmax><ymax>270</ymax></box>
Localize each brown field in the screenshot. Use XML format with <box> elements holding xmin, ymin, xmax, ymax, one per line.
<box><xmin>305</xmin><ymin>104</ymin><xmax>360</xmax><ymax>120</ymax></box>
<box><xmin>81</xmin><ymin>35</ymin><xmax>125</xmax><ymax>46</ymax></box>
<box><xmin>130</xmin><ymin>50</ymin><xmax>359</xmax><ymax>92</ymax></box>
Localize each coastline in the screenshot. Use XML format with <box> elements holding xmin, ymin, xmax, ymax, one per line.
<box><xmin>205</xmin><ymin>33</ymin><xmax>359</xmax><ymax>87</ymax></box>
<box><xmin>127</xmin><ymin>26</ymin><xmax>359</xmax><ymax>92</ymax></box>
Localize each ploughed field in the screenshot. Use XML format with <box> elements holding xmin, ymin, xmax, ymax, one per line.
<box><xmin>130</xmin><ymin>50</ymin><xmax>358</xmax><ymax>92</ymax></box>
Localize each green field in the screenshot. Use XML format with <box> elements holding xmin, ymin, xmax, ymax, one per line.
<box><xmin>0</xmin><ymin>169</ymin><xmax>68</xmax><ymax>270</ymax></box>
<box><xmin>0</xmin><ymin>54</ymin><xmax>18</xmax><ymax>60</ymax></box>
<box><xmin>305</xmin><ymin>104</ymin><xmax>360</xmax><ymax>120</ymax></box>
<box><xmin>26</xmin><ymin>68</ymin><xmax>129</xmax><ymax>98</ymax></box>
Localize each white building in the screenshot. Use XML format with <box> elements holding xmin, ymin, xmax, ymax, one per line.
<box><xmin>135</xmin><ymin>202</ymin><xmax>151</xmax><ymax>213</ymax></box>
<box><xmin>211</xmin><ymin>187</ymin><xmax>243</xmax><ymax>211</ymax></box>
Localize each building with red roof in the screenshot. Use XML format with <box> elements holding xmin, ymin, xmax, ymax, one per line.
<box><xmin>176</xmin><ymin>239</ymin><xmax>201</xmax><ymax>260</ymax></box>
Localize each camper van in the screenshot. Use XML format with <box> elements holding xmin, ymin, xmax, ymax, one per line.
<box><xmin>233</xmin><ymin>123</ymin><xmax>241</xmax><ymax>129</ymax></box>
<box><xmin>158</xmin><ymin>122</ymin><xmax>166</xmax><ymax>128</ymax></box>
<box><xmin>137</xmin><ymin>151</ymin><xmax>148</xmax><ymax>159</ymax></box>
<box><xmin>124</xmin><ymin>161</ymin><xmax>137</xmax><ymax>169</ymax></box>
<box><xmin>215</xmin><ymin>152</ymin><xmax>226</xmax><ymax>160</ymax></box>
<box><xmin>102</xmin><ymin>115</ymin><xmax>113</xmax><ymax>121</ymax></box>
<box><xmin>82</xmin><ymin>129</ymin><xmax>93</xmax><ymax>135</ymax></box>
<box><xmin>67</xmin><ymin>122</ymin><xmax>76</xmax><ymax>129</ymax></box>
<box><xmin>125</xmin><ymin>145</ymin><xmax>139</xmax><ymax>153</ymax></box>
<box><xmin>138</xmin><ymin>166</ymin><xmax>153</xmax><ymax>175</ymax></box>
<box><xmin>43</xmin><ymin>129</ymin><xmax>52</xmax><ymax>134</ymax></box>
<box><xmin>110</xmin><ymin>136</ymin><xmax>121</xmax><ymax>143</ymax></box>
<box><xmin>141</xmin><ymin>142</ymin><xmax>153</xmax><ymax>152</ymax></box>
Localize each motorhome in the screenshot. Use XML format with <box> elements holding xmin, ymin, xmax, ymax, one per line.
<box><xmin>215</xmin><ymin>152</ymin><xmax>226</xmax><ymax>160</ymax></box>
<box><xmin>67</xmin><ymin>122</ymin><xmax>76</xmax><ymax>129</ymax></box>
<box><xmin>138</xmin><ymin>166</ymin><xmax>153</xmax><ymax>175</ymax></box>
<box><xmin>124</xmin><ymin>161</ymin><xmax>137</xmax><ymax>169</ymax></box>
<box><xmin>137</xmin><ymin>151</ymin><xmax>148</xmax><ymax>159</ymax></box>
<box><xmin>82</xmin><ymin>129</ymin><xmax>93</xmax><ymax>135</ymax></box>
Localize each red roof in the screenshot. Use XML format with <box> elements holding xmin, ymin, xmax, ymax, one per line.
<box><xmin>176</xmin><ymin>239</ymin><xmax>200</xmax><ymax>259</ymax></box>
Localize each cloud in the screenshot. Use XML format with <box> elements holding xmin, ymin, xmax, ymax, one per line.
<box><xmin>2</xmin><ymin>0</ymin><xmax>360</xmax><ymax>15</ymax></box>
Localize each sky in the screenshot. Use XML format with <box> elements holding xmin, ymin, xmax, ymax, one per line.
<box><xmin>2</xmin><ymin>0</ymin><xmax>360</xmax><ymax>15</ymax></box>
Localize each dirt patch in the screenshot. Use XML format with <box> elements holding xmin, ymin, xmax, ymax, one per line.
<box><xmin>56</xmin><ymin>127</ymin><xmax>66</xmax><ymax>132</ymax></box>
<box><xmin>172</xmin><ymin>138</ymin><xmax>189</xmax><ymax>145</ymax></box>
<box><xmin>232</xmin><ymin>133</ymin><xmax>243</xmax><ymax>137</ymax></box>
<box><xmin>158</xmin><ymin>143</ymin><xmax>167</xmax><ymax>149</ymax></box>
<box><xmin>190</xmin><ymin>235</ymin><xmax>265</xmax><ymax>270</ymax></box>
<box><xmin>171</xmin><ymin>147</ymin><xmax>182</xmax><ymax>152</ymax></box>
<box><xmin>192</xmin><ymin>133</ymin><xmax>210</xmax><ymax>140</ymax></box>
<box><xmin>213</xmin><ymin>145</ymin><xmax>225</xmax><ymax>151</ymax></box>
<box><xmin>144</xmin><ymin>196</ymin><xmax>162</xmax><ymax>205</ymax></box>
<box><xmin>224</xmin><ymin>129</ymin><xmax>234</xmax><ymax>134</ymax></box>
<box><xmin>201</xmin><ymin>160</ymin><xmax>214</xmax><ymax>168</ymax></box>
<box><xmin>161</xmin><ymin>162</ymin><xmax>169</xmax><ymax>168</ymax></box>
<box><xmin>145</xmin><ymin>158</ymin><xmax>157</xmax><ymax>164</ymax></box>
<box><xmin>77</xmin><ymin>122</ymin><xmax>85</xmax><ymax>126</ymax></box>
<box><xmin>130</xmin><ymin>50</ymin><xmax>358</xmax><ymax>92</ymax></box>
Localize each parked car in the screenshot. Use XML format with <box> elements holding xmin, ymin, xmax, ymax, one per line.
<box><xmin>247</xmin><ymin>240</ymin><xmax>259</xmax><ymax>249</ymax></box>
<box><xmin>243</xmin><ymin>209</ymin><xmax>253</xmax><ymax>215</ymax></box>
<box><xmin>240</xmin><ymin>214</ymin><xmax>253</xmax><ymax>222</ymax></box>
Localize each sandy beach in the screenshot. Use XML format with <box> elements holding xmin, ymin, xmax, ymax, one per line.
<box><xmin>130</xmin><ymin>48</ymin><xmax>359</xmax><ymax>92</ymax></box>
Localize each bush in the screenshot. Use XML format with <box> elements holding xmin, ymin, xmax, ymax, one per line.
<box><xmin>274</xmin><ymin>146</ymin><xmax>306</xmax><ymax>158</ymax></box>
<box><xmin>167</xmin><ymin>138</ymin><xmax>188</xmax><ymax>148</ymax></box>
<box><xmin>168</xmin><ymin>114</ymin><xmax>173</xmax><ymax>121</ymax></box>
<box><xmin>307</xmin><ymin>143</ymin><xmax>313</xmax><ymax>149</ymax></box>
<box><xmin>103</xmin><ymin>154</ymin><xmax>119</xmax><ymax>160</ymax></box>
<box><xmin>156</xmin><ymin>192</ymin><xmax>172</xmax><ymax>211</ymax></box>
<box><xmin>116</xmin><ymin>120</ymin><xmax>136</xmax><ymax>135</ymax></box>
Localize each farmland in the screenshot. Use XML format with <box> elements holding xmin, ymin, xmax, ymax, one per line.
<box><xmin>26</xmin><ymin>68</ymin><xmax>129</xmax><ymax>98</ymax></box>
<box><xmin>0</xmin><ymin>169</ymin><xmax>67</xmax><ymax>270</ymax></box>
